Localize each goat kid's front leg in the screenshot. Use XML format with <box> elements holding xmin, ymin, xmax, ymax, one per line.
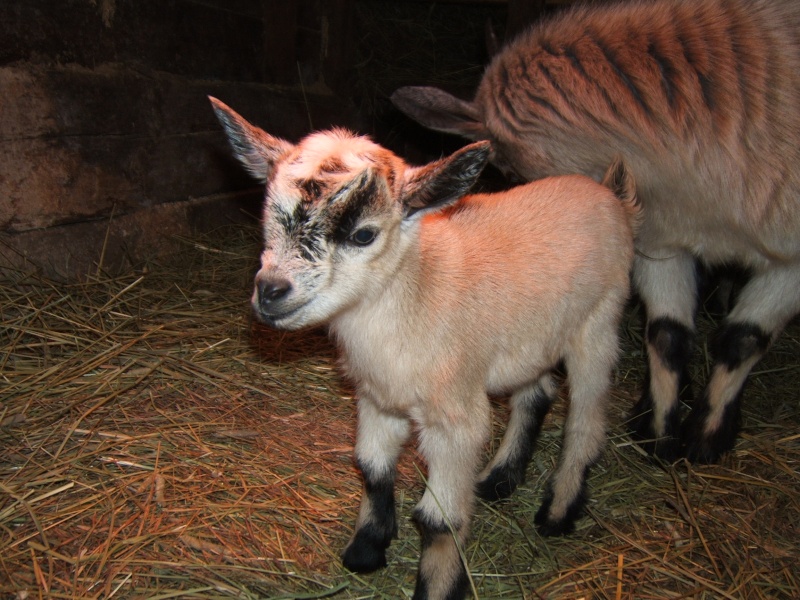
<box><xmin>413</xmin><ymin>399</ymin><xmax>490</xmax><ymax>600</ymax></box>
<box><xmin>342</xmin><ymin>397</ymin><xmax>410</xmax><ymax>573</ymax></box>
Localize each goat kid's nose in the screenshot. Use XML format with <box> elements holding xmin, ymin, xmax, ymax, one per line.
<box><xmin>257</xmin><ymin>278</ymin><xmax>292</xmax><ymax>307</ymax></box>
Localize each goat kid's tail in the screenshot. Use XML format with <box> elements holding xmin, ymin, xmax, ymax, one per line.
<box><xmin>601</xmin><ymin>157</ymin><xmax>642</xmax><ymax>236</ymax></box>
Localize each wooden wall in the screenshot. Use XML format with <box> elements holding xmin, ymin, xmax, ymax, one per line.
<box><xmin>0</xmin><ymin>0</ymin><xmax>575</xmax><ymax>280</ymax></box>
<box><xmin>0</xmin><ymin>0</ymin><xmax>359</xmax><ymax>279</ymax></box>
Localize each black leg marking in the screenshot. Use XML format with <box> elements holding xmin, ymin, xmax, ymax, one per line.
<box><xmin>709</xmin><ymin>321</ymin><xmax>770</xmax><ymax>371</ymax></box>
<box><xmin>682</xmin><ymin>387</ymin><xmax>744</xmax><ymax>464</ymax></box>
<box><xmin>412</xmin><ymin>572</ymin><xmax>470</xmax><ymax>600</ymax></box>
<box><xmin>534</xmin><ymin>466</ymin><xmax>590</xmax><ymax>537</ymax></box>
<box><xmin>477</xmin><ymin>390</ymin><xmax>552</xmax><ymax>502</ymax></box>
<box><xmin>341</xmin><ymin>462</ymin><xmax>397</xmax><ymax>574</ymax></box>
<box><xmin>645</xmin><ymin>316</ymin><xmax>694</xmax><ymax>382</ymax></box>
<box><xmin>682</xmin><ymin>322</ymin><xmax>770</xmax><ymax>464</ymax></box>
<box><xmin>629</xmin><ymin>316</ymin><xmax>693</xmax><ymax>461</ymax></box>
<box><xmin>412</xmin><ymin>511</ymin><xmax>469</xmax><ymax>600</ymax></box>
<box><xmin>413</xmin><ymin>508</ymin><xmax>452</xmax><ymax>548</ymax></box>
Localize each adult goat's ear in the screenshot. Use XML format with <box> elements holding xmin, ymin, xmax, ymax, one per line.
<box><xmin>209</xmin><ymin>96</ymin><xmax>294</xmax><ymax>183</ymax></box>
<box><xmin>399</xmin><ymin>141</ymin><xmax>491</xmax><ymax>219</ymax></box>
<box><xmin>391</xmin><ymin>86</ymin><xmax>489</xmax><ymax>140</ymax></box>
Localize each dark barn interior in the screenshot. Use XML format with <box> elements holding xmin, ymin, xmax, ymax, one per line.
<box><xmin>1</xmin><ymin>0</ymin><xmax>538</xmax><ymax>279</ymax></box>
<box><xmin>1</xmin><ymin>1</ymin><xmax>799</xmax><ymax>599</ymax></box>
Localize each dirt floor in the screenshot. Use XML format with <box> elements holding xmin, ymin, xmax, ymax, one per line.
<box><xmin>1</xmin><ymin>221</ymin><xmax>798</xmax><ymax>599</ymax></box>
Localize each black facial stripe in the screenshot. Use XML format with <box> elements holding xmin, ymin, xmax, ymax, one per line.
<box><xmin>330</xmin><ymin>175</ymin><xmax>381</xmax><ymax>244</ymax></box>
<box><xmin>297</xmin><ymin>235</ymin><xmax>323</xmax><ymax>261</ymax></box>
<box><xmin>269</xmin><ymin>170</ymin><xmax>384</xmax><ymax>258</ymax></box>
<box><xmin>274</xmin><ymin>202</ymin><xmax>325</xmax><ymax>261</ymax></box>
<box><xmin>297</xmin><ymin>178</ymin><xmax>323</xmax><ymax>201</ymax></box>
<box><xmin>326</xmin><ymin>175</ymin><xmax>359</xmax><ymax>206</ymax></box>
<box><xmin>275</xmin><ymin>204</ymin><xmax>302</xmax><ymax>236</ymax></box>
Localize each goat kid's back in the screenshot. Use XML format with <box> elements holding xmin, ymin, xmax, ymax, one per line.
<box><xmin>210</xmin><ymin>96</ymin><xmax>639</xmax><ymax>600</ymax></box>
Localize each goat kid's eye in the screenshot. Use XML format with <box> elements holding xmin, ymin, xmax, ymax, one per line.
<box><xmin>349</xmin><ymin>228</ymin><xmax>378</xmax><ymax>247</ymax></box>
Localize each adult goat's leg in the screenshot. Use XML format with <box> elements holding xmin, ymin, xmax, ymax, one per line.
<box><xmin>630</xmin><ymin>251</ymin><xmax>697</xmax><ymax>461</ymax></box>
<box><xmin>683</xmin><ymin>263</ymin><xmax>800</xmax><ymax>463</ymax></box>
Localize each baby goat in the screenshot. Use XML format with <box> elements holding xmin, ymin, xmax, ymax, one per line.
<box><xmin>210</xmin><ymin>97</ymin><xmax>640</xmax><ymax>600</ymax></box>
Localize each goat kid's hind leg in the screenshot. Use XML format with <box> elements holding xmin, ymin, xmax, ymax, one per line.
<box><xmin>630</xmin><ymin>251</ymin><xmax>697</xmax><ymax>462</ymax></box>
<box><xmin>342</xmin><ymin>397</ymin><xmax>410</xmax><ymax>573</ymax></box>
<box><xmin>413</xmin><ymin>397</ymin><xmax>490</xmax><ymax>600</ymax></box>
<box><xmin>535</xmin><ymin>304</ymin><xmax>618</xmax><ymax>536</ymax></box>
<box><xmin>683</xmin><ymin>264</ymin><xmax>800</xmax><ymax>464</ymax></box>
<box><xmin>477</xmin><ymin>374</ymin><xmax>555</xmax><ymax>501</ymax></box>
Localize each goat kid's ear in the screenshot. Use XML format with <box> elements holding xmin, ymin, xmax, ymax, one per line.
<box><xmin>400</xmin><ymin>141</ymin><xmax>491</xmax><ymax>219</ymax></box>
<box><xmin>601</xmin><ymin>156</ymin><xmax>637</xmax><ymax>205</ymax></box>
<box><xmin>209</xmin><ymin>96</ymin><xmax>294</xmax><ymax>183</ymax></box>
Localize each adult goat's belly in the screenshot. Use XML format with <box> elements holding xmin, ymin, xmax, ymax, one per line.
<box><xmin>637</xmin><ymin>196</ymin><xmax>800</xmax><ymax>268</ymax></box>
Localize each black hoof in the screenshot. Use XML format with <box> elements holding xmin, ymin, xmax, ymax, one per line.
<box><xmin>681</xmin><ymin>380</ymin><xmax>745</xmax><ymax>465</ymax></box>
<box><xmin>681</xmin><ymin>411</ymin><xmax>738</xmax><ymax>465</ymax></box>
<box><xmin>631</xmin><ymin>430</ymin><xmax>682</xmax><ymax>463</ymax></box>
<box><xmin>476</xmin><ymin>465</ymin><xmax>522</xmax><ymax>502</ymax></box>
<box><xmin>534</xmin><ymin>510</ymin><xmax>576</xmax><ymax>537</ymax></box>
<box><xmin>533</xmin><ymin>479</ymin><xmax>586</xmax><ymax>537</ymax></box>
<box><xmin>341</xmin><ymin>528</ymin><xmax>390</xmax><ymax>574</ymax></box>
<box><xmin>683</xmin><ymin>438</ymin><xmax>726</xmax><ymax>465</ymax></box>
<box><xmin>629</xmin><ymin>396</ymin><xmax>682</xmax><ymax>463</ymax></box>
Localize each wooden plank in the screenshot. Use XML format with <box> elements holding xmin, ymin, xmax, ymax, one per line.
<box><xmin>0</xmin><ymin>63</ymin><xmax>359</xmax><ymax>234</ymax></box>
<box><xmin>263</xmin><ymin>0</ymin><xmax>298</xmax><ymax>84</ymax></box>
<box><xmin>321</xmin><ymin>0</ymin><xmax>355</xmax><ymax>93</ymax></box>
<box><xmin>507</xmin><ymin>0</ymin><xmax>547</xmax><ymax>37</ymax></box>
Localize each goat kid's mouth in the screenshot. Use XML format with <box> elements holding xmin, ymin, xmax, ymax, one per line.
<box><xmin>252</xmin><ymin>301</ymin><xmax>310</xmax><ymax>330</ymax></box>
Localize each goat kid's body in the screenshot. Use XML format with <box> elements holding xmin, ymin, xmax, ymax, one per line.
<box><xmin>335</xmin><ymin>182</ymin><xmax>633</xmax><ymax>419</ymax></box>
<box><xmin>335</xmin><ymin>181</ymin><xmax>636</xmax><ymax>600</ymax></box>
<box><xmin>392</xmin><ymin>0</ymin><xmax>800</xmax><ymax>463</ymax></box>
<box><xmin>210</xmin><ymin>97</ymin><xmax>639</xmax><ymax>600</ymax></box>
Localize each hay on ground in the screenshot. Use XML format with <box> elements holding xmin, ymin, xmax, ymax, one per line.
<box><xmin>1</xmin><ymin>223</ymin><xmax>799</xmax><ymax>599</ymax></box>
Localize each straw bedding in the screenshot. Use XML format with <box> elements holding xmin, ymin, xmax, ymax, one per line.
<box><xmin>3</xmin><ymin>1</ymin><xmax>798</xmax><ymax>598</ymax></box>
<box><xmin>1</xmin><ymin>220</ymin><xmax>798</xmax><ymax>599</ymax></box>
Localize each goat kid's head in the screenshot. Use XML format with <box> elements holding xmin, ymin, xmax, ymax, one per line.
<box><xmin>209</xmin><ymin>97</ymin><xmax>491</xmax><ymax>330</ymax></box>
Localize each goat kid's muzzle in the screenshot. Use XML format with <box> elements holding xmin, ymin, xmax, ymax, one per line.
<box><xmin>251</xmin><ymin>274</ymin><xmax>307</xmax><ymax>328</ymax></box>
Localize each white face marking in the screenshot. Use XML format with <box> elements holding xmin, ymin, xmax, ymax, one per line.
<box><xmin>251</xmin><ymin>130</ymin><xmax>406</xmax><ymax>330</ymax></box>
